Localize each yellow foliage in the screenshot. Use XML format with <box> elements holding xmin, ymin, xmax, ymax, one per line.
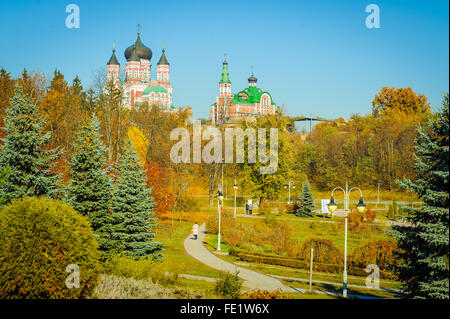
<box><xmin>127</xmin><ymin>126</ymin><xmax>149</xmax><ymax>163</ymax></box>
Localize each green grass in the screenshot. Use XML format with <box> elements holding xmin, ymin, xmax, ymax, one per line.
<box><xmin>234</xmin><ymin>214</ymin><xmax>391</xmax><ymax>252</ymax></box>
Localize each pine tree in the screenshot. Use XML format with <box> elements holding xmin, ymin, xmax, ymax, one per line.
<box><xmin>66</xmin><ymin>117</ymin><xmax>119</xmax><ymax>256</ymax></box>
<box><xmin>295</xmin><ymin>181</ymin><xmax>315</xmax><ymax>217</ymax></box>
<box><xmin>391</xmin><ymin>93</ymin><xmax>449</xmax><ymax>299</ymax></box>
<box><xmin>114</xmin><ymin>139</ymin><xmax>163</xmax><ymax>260</ymax></box>
<box><xmin>0</xmin><ymin>86</ymin><xmax>62</xmax><ymax>204</ymax></box>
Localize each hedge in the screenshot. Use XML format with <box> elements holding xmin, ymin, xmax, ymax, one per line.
<box><xmin>229</xmin><ymin>248</ymin><xmax>396</xmax><ymax>280</ymax></box>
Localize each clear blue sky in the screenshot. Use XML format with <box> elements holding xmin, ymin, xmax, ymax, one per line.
<box><xmin>0</xmin><ymin>0</ymin><xmax>448</xmax><ymax>119</ymax></box>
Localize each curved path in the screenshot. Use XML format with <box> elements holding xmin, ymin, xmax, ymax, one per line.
<box><xmin>184</xmin><ymin>223</ymin><xmax>294</xmax><ymax>292</ymax></box>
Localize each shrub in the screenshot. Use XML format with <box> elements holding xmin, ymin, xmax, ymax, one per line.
<box><xmin>0</xmin><ymin>197</ymin><xmax>102</xmax><ymax>299</ymax></box>
<box><xmin>213</xmin><ymin>271</ymin><xmax>242</xmax><ymax>298</ymax></box>
<box><xmin>104</xmin><ymin>254</ymin><xmax>157</xmax><ymax>280</ymax></box>
<box><xmin>349</xmin><ymin>239</ymin><xmax>401</xmax><ymax>272</ymax></box>
<box><xmin>365</xmin><ymin>208</ymin><xmax>377</xmax><ymax>223</ymax></box>
<box><xmin>223</xmin><ymin>225</ymin><xmax>246</xmax><ymax>248</ymax></box>
<box><xmin>348</xmin><ymin>210</ymin><xmax>364</xmax><ymax>230</ymax></box>
<box><xmin>93</xmin><ymin>274</ymin><xmax>175</xmax><ymax>299</ymax></box>
<box><xmin>297</xmin><ymin>238</ymin><xmax>343</xmax><ymax>265</ymax></box>
<box><xmin>206</xmin><ymin>211</ymin><xmax>236</xmax><ymax>234</ymax></box>
<box><xmin>242</xmin><ymin>289</ymin><xmax>283</xmax><ymax>299</ymax></box>
<box><xmin>104</xmin><ymin>254</ymin><xmax>181</xmax><ymax>285</ymax></box>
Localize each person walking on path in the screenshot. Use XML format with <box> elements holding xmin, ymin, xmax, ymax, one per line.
<box><xmin>192</xmin><ymin>222</ymin><xmax>199</xmax><ymax>240</ymax></box>
<box><xmin>245</xmin><ymin>203</ymin><xmax>249</xmax><ymax>215</ymax></box>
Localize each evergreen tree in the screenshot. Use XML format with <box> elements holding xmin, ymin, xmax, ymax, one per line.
<box><xmin>391</xmin><ymin>94</ymin><xmax>449</xmax><ymax>299</ymax></box>
<box><xmin>295</xmin><ymin>181</ymin><xmax>315</xmax><ymax>217</ymax></box>
<box><xmin>66</xmin><ymin>117</ymin><xmax>118</xmax><ymax>256</ymax></box>
<box><xmin>0</xmin><ymin>86</ymin><xmax>62</xmax><ymax>204</ymax></box>
<box><xmin>114</xmin><ymin>139</ymin><xmax>162</xmax><ymax>260</ymax></box>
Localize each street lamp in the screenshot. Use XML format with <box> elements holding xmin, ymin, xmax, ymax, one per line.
<box><xmin>233</xmin><ymin>179</ymin><xmax>238</xmax><ymax>218</ymax></box>
<box><xmin>284</xmin><ymin>180</ymin><xmax>295</xmax><ymax>204</ymax></box>
<box><xmin>217</xmin><ymin>188</ymin><xmax>224</xmax><ymax>251</ymax></box>
<box><xmin>327</xmin><ymin>183</ymin><xmax>366</xmax><ymax>298</ymax></box>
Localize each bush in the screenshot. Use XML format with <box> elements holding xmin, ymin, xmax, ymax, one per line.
<box><xmin>348</xmin><ymin>210</ymin><xmax>364</xmax><ymax>230</ymax></box>
<box><xmin>242</xmin><ymin>289</ymin><xmax>283</xmax><ymax>299</ymax></box>
<box><xmin>206</xmin><ymin>211</ymin><xmax>236</xmax><ymax>234</ymax></box>
<box><xmin>93</xmin><ymin>274</ymin><xmax>173</xmax><ymax>299</ymax></box>
<box><xmin>296</xmin><ymin>238</ymin><xmax>343</xmax><ymax>265</ymax></box>
<box><xmin>365</xmin><ymin>208</ymin><xmax>377</xmax><ymax>223</ymax></box>
<box><xmin>349</xmin><ymin>239</ymin><xmax>401</xmax><ymax>272</ymax></box>
<box><xmin>213</xmin><ymin>271</ymin><xmax>242</xmax><ymax>298</ymax></box>
<box><xmin>104</xmin><ymin>254</ymin><xmax>157</xmax><ymax>280</ymax></box>
<box><xmin>222</xmin><ymin>225</ymin><xmax>246</xmax><ymax>248</ymax></box>
<box><xmin>0</xmin><ymin>197</ymin><xmax>102</xmax><ymax>299</ymax></box>
<box><xmin>230</xmin><ymin>249</ymin><xmax>396</xmax><ymax>280</ymax></box>
<box><xmin>105</xmin><ymin>254</ymin><xmax>181</xmax><ymax>285</ymax></box>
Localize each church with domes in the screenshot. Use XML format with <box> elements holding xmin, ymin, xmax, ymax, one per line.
<box><xmin>106</xmin><ymin>26</ymin><xmax>174</xmax><ymax>110</ymax></box>
<box><xmin>210</xmin><ymin>59</ymin><xmax>276</xmax><ymax>124</ymax></box>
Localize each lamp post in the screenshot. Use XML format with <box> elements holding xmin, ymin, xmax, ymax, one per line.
<box><xmin>217</xmin><ymin>187</ymin><xmax>224</xmax><ymax>251</ymax></box>
<box><xmin>327</xmin><ymin>182</ymin><xmax>366</xmax><ymax>298</ymax></box>
<box><xmin>233</xmin><ymin>179</ymin><xmax>238</xmax><ymax>218</ymax></box>
<box><xmin>377</xmin><ymin>183</ymin><xmax>382</xmax><ymax>208</ymax></box>
<box><xmin>284</xmin><ymin>180</ymin><xmax>296</xmax><ymax>204</ymax></box>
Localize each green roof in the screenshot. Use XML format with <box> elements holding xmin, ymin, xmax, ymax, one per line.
<box><xmin>220</xmin><ymin>61</ymin><xmax>231</xmax><ymax>83</ymax></box>
<box><xmin>230</xmin><ymin>86</ymin><xmax>275</xmax><ymax>105</ymax></box>
<box><xmin>142</xmin><ymin>85</ymin><xmax>169</xmax><ymax>95</ymax></box>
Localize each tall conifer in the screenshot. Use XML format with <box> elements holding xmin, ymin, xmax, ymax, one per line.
<box><xmin>114</xmin><ymin>139</ymin><xmax>162</xmax><ymax>260</ymax></box>
<box><xmin>0</xmin><ymin>86</ymin><xmax>61</xmax><ymax>204</ymax></box>
<box><xmin>391</xmin><ymin>94</ymin><xmax>449</xmax><ymax>299</ymax></box>
<box><xmin>66</xmin><ymin>117</ymin><xmax>119</xmax><ymax>256</ymax></box>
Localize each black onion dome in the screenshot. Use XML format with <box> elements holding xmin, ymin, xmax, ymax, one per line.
<box><xmin>125</xmin><ymin>34</ymin><xmax>152</xmax><ymax>61</ymax></box>
<box><xmin>129</xmin><ymin>45</ymin><xmax>140</xmax><ymax>62</ymax></box>
<box><xmin>248</xmin><ymin>74</ymin><xmax>257</xmax><ymax>83</ymax></box>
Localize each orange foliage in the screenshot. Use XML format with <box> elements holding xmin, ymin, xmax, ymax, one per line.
<box><xmin>145</xmin><ymin>161</ymin><xmax>175</xmax><ymax>217</ymax></box>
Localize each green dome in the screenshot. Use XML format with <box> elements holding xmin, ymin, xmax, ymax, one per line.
<box><xmin>231</xmin><ymin>86</ymin><xmax>275</xmax><ymax>105</ymax></box>
<box><xmin>142</xmin><ymin>85</ymin><xmax>169</xmax><ymax>96</ymax></box>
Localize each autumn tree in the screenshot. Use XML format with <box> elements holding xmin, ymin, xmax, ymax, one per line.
<box><xmin>372</xmin><ymin>87</ymin><xmax>430</xmax><ymax>117</ymax></box>
<box><xmin>239</xmin><ymin>114</ymin><xmax>294</xmax><ymax>206</ymax></box>
<box><xmin>0</xmin><ymin>68</ymin><xmax>15</xmax><ymax>133</ymax></box>
<box><xmin>98</xmin><ymin>80</ymin><xmax>128</xmax><ymax>164</ymax></box>
<box><xmin>15</xmin><ymin>69</ymin><xmax>47</xmax><ymax>104</ymax></box>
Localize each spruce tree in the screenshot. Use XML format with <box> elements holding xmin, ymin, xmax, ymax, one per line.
<box><xmin>66</xmin><ymin>117</ymin><xmax>119</xmax><ymax>256</ymax></box>
<box><xmin>0</xmin><ymin>86</ymin><xmax>62</xmax><ymax>204</ymax></box>
<box><xmin>295</xmin><ymin>181</ymin><xmax>315</xmax><ymax>217</ymax></box>
<box><xmin>114</xmin><ymin>139</ymin><xmax>162</xmax><ymax>260</ymax></box>
<box><xmin>391</xmin><ymin>94</ymin><xmax>449</xmax><ymax>299</ymax></box>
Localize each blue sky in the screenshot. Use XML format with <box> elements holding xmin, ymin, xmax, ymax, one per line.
<box><xmin>0</xmin><ymin>0</ymin><xmax>448</xmax><ymax>119</ymax></box>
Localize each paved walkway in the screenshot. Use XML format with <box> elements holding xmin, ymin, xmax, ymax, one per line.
<box><xmin>183</xmin><ymin>223</ymin><xmax>294</xmax><ymax>292</ymax></box>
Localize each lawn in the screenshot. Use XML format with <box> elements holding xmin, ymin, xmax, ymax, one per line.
<box><xmin>153</xmin><ymin>220</ymin><xmax>224</xmax><ymax>279</ymax></box>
